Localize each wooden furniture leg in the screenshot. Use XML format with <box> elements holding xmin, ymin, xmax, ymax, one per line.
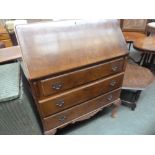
<box><xmin>139</xmin><ymin>53</ymin><xmax>146</xmax><ymax>66</ymax></box>
<box><xmin>121</xmin><ymin>90</ymin><xmax>142</xmax><ymax>111</ymax></box>
<box><xmin>128</xmin><ymin>42</ymin><xmax>132</xmax><ymax>51</ymax></box>
<box><xmin>122</xmin><ymin>63</ymin><xmax>155</xmax><ymax>110</ymax></box>
<box><xmin>111</xmin><ymin>99</ymin><xmax>121</xmax><ymax>118</ymax></box>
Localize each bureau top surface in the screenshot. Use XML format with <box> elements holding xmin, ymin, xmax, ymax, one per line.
<box><xmin>15</xmin><ymin>19</ymin><xmax>128</xmax><ymax>80</ymax></box>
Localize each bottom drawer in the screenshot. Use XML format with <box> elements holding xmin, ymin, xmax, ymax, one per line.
<box><xmin>44</xmin><ymin>88</ymin><xmax>121</xmax><ymax>131</ymax></box>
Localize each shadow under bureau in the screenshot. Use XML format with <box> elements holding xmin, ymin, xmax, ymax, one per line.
<box><xmin>15</xmin><ymin>19</ymin><xmax>128</xmax><ymax>134</ymax></box>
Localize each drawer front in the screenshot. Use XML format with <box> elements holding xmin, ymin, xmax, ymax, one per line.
<box><xmin>44</xmin><ymin>88</ymin><xmax>121</xmax><ymax>131</ymax></box>
<box><xmin>38</xmin><ymin>58</ymin><xmax>124</xmax><ymax>97</ymax></box>
<box><xmin>39</xmin><ymin>73</ymin><xmax>124</xmax><ymax>117</ymax></box>
<box><xmin>0</xmin><ymin>33</ymin><xmax>10</xmax><ymax>40</ymax></box>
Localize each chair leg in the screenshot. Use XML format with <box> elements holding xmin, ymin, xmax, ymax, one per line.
<box><xmin>121</xmin><ymin>90</ymin><xmax>142</xmax><ymax>111</ymax></box>
<box><xmin>121</xmin><ymin>100</ymin><xmax>136</xmax><ymax>111</ymax></box>
<box><xmin>150</xmin><ymin>54</ymin><xmax>155</xmax><ymax>64</ymax></box>
<box><xmin>131</xmin><ymin>90</ymin><xmax>141</xmax><ymax>111</ymax></box>
<box><xmin>148</xmin><ymin>53</ymin><xmax>153</xmax><ymax>63</ymax></box>
<box><xmin>128</xmin><ymin>42</ymin><xmax>132</xmax><ymax>51</ymax></box>
<box><xmin>134</xmin><ymin>90</ymin><xmax>142</xmax><ymax>101</ymax></box>
<box><xmin>139</xmin><ymin>53</ymin><xmax>145</xmax><ymax>65</ymax></box>
<box><xmin>150</xmin><ymin>54</ymin><xmax>155</xmax><ymax>72</ymax></box>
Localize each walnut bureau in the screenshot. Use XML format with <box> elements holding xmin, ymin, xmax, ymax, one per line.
<box><xmin>15</xmin><ymin>20</ymin><xmax>128</xmax><ymax>134</ymax></box>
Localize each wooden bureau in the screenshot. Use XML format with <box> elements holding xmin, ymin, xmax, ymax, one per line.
<box><xmin>15</xmin><ymin>19</ymin><xmax>128</xmax><ymax>134</ymax></box>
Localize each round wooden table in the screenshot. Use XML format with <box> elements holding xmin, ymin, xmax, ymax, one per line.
<box><xmin>123</xmin><ymin>32</ymin><xmax>146</xmax><ymax>50</ymax></box>
<box><xmin>133</xmin><ymin>36</ymin><xmax>155</xmax><ymax>66</ymax></box>
<box><xmin>121</xmin><ymin>63</ymin><xmax>155</xmax><ymax>110</ymax></box>
<box><xmin>123</xmin><ymin>32</ymin><xmax>146</xmax><ymax>43</ymax></box>
<box><xmin>133</xmin><ymin>36</ymin><xmax>155</xmax><ymax>52</ymax></box>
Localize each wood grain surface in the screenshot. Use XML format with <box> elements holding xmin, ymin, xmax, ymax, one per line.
<box><xmin>123</xmin><ymin>32</ymin><xmax>146</xmax><ymax>43</ymax></box>
<box><xmin>0</xmin><ymin>46</ymin><xmax>21</xmax><ymax>64</ymax></box>
<box><xmin>123</xmin><ymin>63</ymin><xmax>155</xmax><ymax>90</ymax></box>
<box><xmin>133</xmin><ymin>36</ymin><xmax>155</xmax><ymax>52</ymax></box>
<box><xmin>44</xmin><ymin>88</ymin><xmax>121</xmax><ymax>131</ymax></box>
<box><xmin>15</xmin><ymin>19</ymin><xmax>128</xmax><ymax>80</ymax></box>
<box><xmin>39</xmin><ymin>73</ymin><xmax>124</xmax><ymax>117</ymax></box>
<box><xmin>37</xmin><ymin>58</ymin><xmax>124</xmax><ymax>97</ymax></box>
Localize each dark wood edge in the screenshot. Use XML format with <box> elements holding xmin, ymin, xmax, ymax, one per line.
<box><xmin>14</xmin><ymin>27</ymin><xmax>32</xmax><ymax>82</ymax></box>
<box><xmin>133</xmin><ymin>44</ymin><xmax>155</xmax><ymax>53</ymax></box>
<box><xmin>44</xmin><ymin>99</ymin><xmax>120</xmax><ymax>135</ymax></box>
<box><xmin>122</xmin><ymin>29</ymin><xmax>146</xmax><ymax>33</ymax></box>
<box><xmin>125</xmin><ymin>40</ymin><xmax>133</xmax><ymax>43</ymax></box>
<box><xmin>120</xmin><ymin>19</ymin><xmax>124</xmax><ymax>29</ymax></box>
<box><xmin>123</xmin><ymin>56</ymin><xmax>128</xmax><ymax>71</ymax></box>
<box><xmin>0</xmin><ymin>58</ymin><xmax>22</xmax><ymax>65</ymax></box>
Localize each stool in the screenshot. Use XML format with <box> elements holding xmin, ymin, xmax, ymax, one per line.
<box><xmin>123</xmin><ymin>32</ymin><xmax>146</xmax><ymax>51</ymax></box>
<box><xmin>121</xmin><ymin>63</ymin><xmax>155</xmax><ymax>110</ymax></box>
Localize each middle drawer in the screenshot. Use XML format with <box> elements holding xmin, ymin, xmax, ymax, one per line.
<box><xmin>39</xmin><ymin>73</ymin><xmax>124</xmax><ymax>117</ymax></box>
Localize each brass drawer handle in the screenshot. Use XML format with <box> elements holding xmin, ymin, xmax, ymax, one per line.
<box><xmin>52</xmin><ymin>83</ymin><xmax>62</xmax><ymax>90</ymax></box>
<box><xmin>58</xmin><ymin>115</ymin><xmax>66</xmax><ymax>122</ymax></box>
<box><xmin>110</xmin><ymin>80</ymin><xmax>117</xmax><ymax>87</ymax></box>
<box><xmin>111</xmin><ymin>66</ymin><xmax>118</xmax><ymax>72</ymax></box>
<box><xmin>56</xmin><ymin>100</ymin><xmax>64</xmax><ymax>107</ymax></box>
<box><xmin>107</xmin><ymin>95</ymin><xmax>113</xmax><ymax>101</ymax></box>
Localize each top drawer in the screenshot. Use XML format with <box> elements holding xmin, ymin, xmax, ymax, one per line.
<box><xmin>37</xmin><ymin>58</ymin><xmax>124</xmax><ymax>97</ymax></box>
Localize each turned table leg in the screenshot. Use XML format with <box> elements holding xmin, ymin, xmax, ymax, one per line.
<box><xmin>111</xmin><ymin>99</ymin><xmax>121</xmax><ymax>118</ymax></box>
